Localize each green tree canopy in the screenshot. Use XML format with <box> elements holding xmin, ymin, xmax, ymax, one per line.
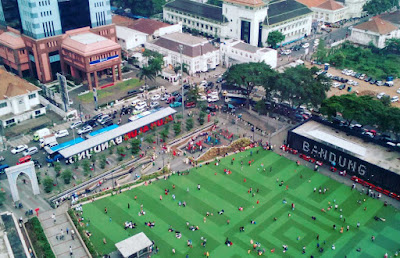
<box><xmin>385</xmin><ymin>38</ymin><xmax>400</xmax><ymax>54</ymax></box>
<box><xmin>267</xmin><ymin>31</ymin><xmax>285</xmax><ymax>49</ymax></box>
<box><xmin>224</xmin><ymin>62</ymin><xmax>276</xmax><ymax>108</ymax></box>
<box><xmin>363</xmin><ymin>0</ymin><xmax>397</xmax><ymax>15</ymax></box>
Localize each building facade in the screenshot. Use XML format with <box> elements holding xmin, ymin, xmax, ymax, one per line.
<box><xmin>220</xmin><ymin>38</ymin><xmax>277</xmax><ymax>68</ymax></box>
<box><xmin>0</xmin><ymin>67</ymin><xmax>45</xmax><ymax>127</ymax></box>
<box><xmin>0</xmin><ymin>0</ymin><xmax>117</xmax><ymax>85</ymax></box>
<box><xmin>349</xmin><ymin>17</ymin><xmax>400</xmax><ymax>49</ymax></box>
<box><xmin>116</xmin><ymin>25</ymin><xmax>148</xmax><ymax>51</ymax></box>
<box><xmin>311</xmin><ymin>0</ymin><xmax>348</xmax><ymax>24</ymax></box>
<box><xmin>145</xmin><ymin>32</ymin><xmax>219</xmax><ymax>75</ymax></box>
<box><xmin>163</xmin><ymin>0</ymin><xmax>313</xmax><ymax>47</ymax></box>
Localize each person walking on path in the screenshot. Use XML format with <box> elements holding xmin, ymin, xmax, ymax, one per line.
<box><xmin>66</xmin><ymin>227</ymin><xmax>69</xmax><ymax>235</ymax></box>
<box><xmin>52</xmin><ymin>213</ymin><xmax>56</xmax><ymax>223</ymax></box>
<box><xmin>69</xmin><ymin>246</ymin><xmax>73</xmax><ymax>256</ymax></box>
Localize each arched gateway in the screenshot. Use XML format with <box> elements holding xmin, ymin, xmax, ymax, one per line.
<box><xmin>5</xmin><ymin>161</ymin><xmax>40</xmax><ymax>202</ymax></box>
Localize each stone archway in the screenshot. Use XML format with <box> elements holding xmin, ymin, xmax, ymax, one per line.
<box><xmin>5</xmin><ymin>161</ymin><xmax>40</xmax><ymax>202</ymax></box>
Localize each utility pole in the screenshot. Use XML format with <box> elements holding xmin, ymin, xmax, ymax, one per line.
<box><xmin>179</xmin><ymin>45</ymin><xmax>184</xmax><ymax>118</ymax></box>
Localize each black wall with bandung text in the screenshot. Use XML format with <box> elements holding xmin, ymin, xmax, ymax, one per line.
<box><xmin>287</xmin><ymin>129</ymin><xmax>400</xmax><ymax>194</ymax></box>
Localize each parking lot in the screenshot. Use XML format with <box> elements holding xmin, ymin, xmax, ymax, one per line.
<box><xmin>309</xmin><ymin>62</ymin><xmax>400</xmax><ymax>107</ymax></box>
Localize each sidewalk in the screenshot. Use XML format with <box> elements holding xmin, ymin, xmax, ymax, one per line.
<box><xmin>39</xmin><ymin>204</ymin><xmax>89</xmax><ymax>258</ymax></box>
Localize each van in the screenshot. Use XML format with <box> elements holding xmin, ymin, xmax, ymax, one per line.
<box><xmin>17</xmin><ymin>155</ymin><xmax>31</xmax><ymax>165</ymax></box>
<box><xmin>33</xmin><ymin>128</ymin><xmax>50</xmax><ymax>141</ymax></box>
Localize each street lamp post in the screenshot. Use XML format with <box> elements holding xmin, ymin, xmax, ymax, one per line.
<box><xmin>179</xmin><ymin>45</ymin><xmax>184</xmax><ymax>118</ymax></box>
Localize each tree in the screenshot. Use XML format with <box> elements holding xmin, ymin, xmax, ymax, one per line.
<box><xmin>276</xmin><ymin>65</ymin><xmax>330</xmax><ymax>108</ymax></box>
<box><xmin>131</xmin><ymin>138</ymin><xmax>141</xmax><ymax>154</ymax></box>
<box><xmin>99</xmin><ymin>154</ymin><xmax>107</xmax><ymax>169</ymax></box>
<box><xmin>138</xmin><ymin>49</ymin><xmax>163</xmax><ymax>86</ymax></box>
<box><xmin>174</xmin><ymin>63</ymin><xmax>189</xmax><ymax>75</ymax></box>
<box><xmin>267</xmin><ymin>31</ymin><xmax>285</xmax><ymax>49</ymax></box>
<box><xmin>173</xmin><ymin>122</ymin><xmax>181</xmax><ymax>135</ymax></box>
<box><xmin>145</xmin><ymin>134</ymin><xmax>154</xmax><ymax>144</ymax></box>
<box><xmin>385</xmin><ymin>38</ymin><xmax>400</xmax><ymax>54</ymax></box>
<box><xmin>224</xmin><ymin>62</ymin><xmax>275</xmax><ymax>108</ymax></box>
<box><xmin>186</xmin><ymin>118</ymin><xmax>194</xmax><ymax>131</ymax></box>
<box><xmin>117</xmin><ymin>146</ymin><xmax>126</xmax><ymax>161</ymax></box>
<box><xmin>137</xmin><ymin>65</ymin><xmax>156</xmax><ymax>86</ymax></box>
<box><xmin>90</xmin><ymin>152</ymin><xmax>97</xmax><ymax>163</ymax></box>
<box><xmin>186</xmin><ymin>85</ymin><xmax>199</xmax><ymax>103</ymax></box>
<box><xmin>198</xmin><ymin>111</ymin><xmax>206</xmax><ymax>125</ymax></box>
<box><xmin>314</xmin><ymin>39</ymin><xmax>327</xmax><ymax>62</ymax></box>
<box><xmin>363</xmin><ymin>0</ymin><xmax>397</xmax><ymax>15</ymax></box>
<box><xmin>82</xmin><ymin>160</ymin><xmax>91</xmax><ymax>176</ymax></box>
<box><xmin>43</xmin><ymin>177</ymin><xmax>54</xmax><ymax>193</ymax></box>
<box><xmin>207</xmin><ymin>0</ymin><xmax>222</xmax><ymax>6</ymax></box>
<box><xmin>61</xmin><ymin>169</ymin><xmax>72</xmax><ymax>184</ymax></box>
<box><xmin>54</xmin><ymin>163</ymin><xmax>61</xmax><ymax>177</ymax></box>
<box><xmin>255</xmin><ymin>100</ymin><xmax>267</xmax><ymax>115</ymax></box>
<box><xmin>159</xmin><ymin>124</ymin><xmax>169</xmax><ymax>142</ymax></box>
<box><xmin>0</xmin><ymin>185</ymin><xmax>5</xmax><ymax>206</ymax></box>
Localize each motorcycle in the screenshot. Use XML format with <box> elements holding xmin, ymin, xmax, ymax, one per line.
<box><xmin>0</xmin><ymin>156</ymin><xmax>4</xmax><ymax>162</ymax></box>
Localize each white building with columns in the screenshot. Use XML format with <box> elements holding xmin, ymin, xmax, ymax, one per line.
<box><xmin>163</xmin><ymin>0</ymin><xmax>313</xmax><ymax>47</ymax></box>
<box><xmin>145</xmin><ymin>32</ymin><xmax>219</xmax><ymax>75</ymax></box>
<box><xmin>220</xmin><ymin>39</ymin><xmax>277</xmax><ymax>68</ymax></box>
<box><xmin>0</xmin><ymin>68</ymin><xmax>45</xmax><ymax>127</ymax></box>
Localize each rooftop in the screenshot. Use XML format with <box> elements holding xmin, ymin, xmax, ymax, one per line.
<box><xmin>150</xmin><ymin>32</ymin><xmax>218</xmax><ymax>57</ymax></box>
<box><xmin>128</xmin><ymin>18</ymin><xmax>171</xmax><ymax>35</ymax></box>
<box><xmin>164</xmin><ymin>0</ymin><xmax>227</xmax><ymax>23</ymax></box>
<box><xmin>266</xmin><ymin>0</ymin><xmax>313</xmax><ymax>25</ymax></box>
<box><xmin>112</xmin><ymin>14</ymin><xmax>136</xmax><ymax>26</ymax></box>
<box><xmin>353</xmin><ymin>16</ymin><xmax>399</xmax><ymax>35</ymax></box>
<box><xmin>116</xmin><ymin>26</ymin><xmax>148</xmax><ymax>40</ymax></box>
<box><xmin>233</xmin><ymin>42</ymin><xmax>262</xmax><ymax>53</ymax></box>
<box><xmin>379</xmin><ymin>10</ymin><xmax>400</xmax><ymax>26</ymax></box>
<box><xmin>294</xmin><ymin>0</ymin><xmax>326</xmax><ymax>8</ymax></box>
<box><xmin>115</xmin><ymin>232</ymin><xmax>153</xmax><ymax>258</ymax></box>
<box><xmin>224</xmin><ymin>0</ymin><xmax>266</xmax><ymax>7</ymax></box>
<box><xmin>62</xmin><ymin>32</ymin><xmax>121</xmax><ymax>56</ymax></box>
<box><xmin>59</xmin><ymin>107</ymin><xmax>177</xmax><ymax>158</ymax></box>
<box><xmin>292</xmin><ymin>120</ymin><xmax>400</xmax><ymax>174</ymax></box>
<box><xmin>0</xmin><ymin>68</ymin><xmax>40</xmax><ymax>101</ymax></box>
<box><xmin>0</xmin><ymin>31</ymin><xmax>25</xmax><ymax>49</ymax></box>
<box><xmin>314</xmin><ymin>0</ymin><xmax>345</xmax><ymax>10</ymax></box>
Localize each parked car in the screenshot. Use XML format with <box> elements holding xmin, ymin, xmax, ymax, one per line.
<box><xmin>376</xmin><ymin>92</ymin><xmax>386</xmax><ymax>99</ymax></box>
<box><xmin>185</xmin><ymin>101</ymin><xmax>196</xmax><ymax>108</ymax></box>
<box><xmin>170</xmin><ymin>102</ymin><xmax>182</xmax><ymax>108</ymax></box>
<box><xmin>369</xmin><ymin>79</ymin><xmax>377</xmax><ymax>84</ymax></box>
<box><xmin>135</xmin><ymin>101</ymin><xmax>147</xmax><ymax>110</ymax></box>
<box><xmin>127</xmin><ymin>89</ymin><xmax>138</xmax><ymax>96</ymax></box>
<box><xmin>151</xmin><ymin>94</ymin><xmax>160</xmax><ymax>101</ymax></box>
<box><xmin>364</xmin><ymin>76</ymin><xmax>371</xmax><ymax>82</ymax></box>
<box><xmin>131</xmin><ymin>99</ymin><xmax>142</xmax><ymax>107</ymax></box>
<box><xmin>100</xmin><ymin>117</ymin><xmax>113</xmax><ymax>125</ymax></box>
<box><xmin>302</xmin><ymin>43</ymin><xmax>309</xmax><ymax>48</ymax></box>
<box><xmin>150</xmin><ymin>101</ymin><xmax>160</xmax><ymax>108</ymax></box>
<box><xmin>397</xmin><ymin>88</ymin><xmax>400</xmax><ymax>94</ymax></box>
<box><xmin>281</xmin><ymin>49</ymin><xmax>291</xmax><ymax>55</ymax></box>
<box><xmin>391</xmin><ymin>96</ymin><xmax>399</xmax><ymax>103</ymax></box>
<box><xmin>92</xmin><ymin>113</ymin><xmax>103</xmax><ymax>121</ymax></box>
<box><xmin>23</xmin><ymin>146</ymin><xmax>38</xmax><ymax>156</ymax></box>
<box><xmin>70</xmin><ymin>121</ymin><xmax>82</xmax><ymax>129</ymax></box>
<box><xmin>384</xmin><ymin>81</ymin><xmax>394</xmax><ymax>87</ymax></box>
<box><xmin>207</xmin><ymin>95</ymin><xmax>219</xmax><ymax>102</ymax></box>
<box><xmin>77</xmin><ymin>125</ymin><xmax>93</xmax><ymax>135</ymax></box>
<box><xmin>216</xmin><ymin>77</ymin><xmax>224</xmax><ymax>83</ymax></box>
<box><xmin>197</xmin><ymin>95</ymin><xmax>207</xmax><ymax>102</ymax></box>
<box><xmin>11</xmin><ymin>145</ymin><xmax>28</xmax><ymax>154</ymax></box>
<box><xmin>292</xmin><ymin>45</ymin><xmax>301</xmax><ymax>51</ymax></box>
<box><xmin>376</xmin><ymin>81</ymin><xmax>384</xmax><ymax>86</ymax></box>
<box><xmin>338</xmin><ymin>84</ymin><xmax>346</xmax><ymax>90</ymax></box>
<box><xmin>97</xmin><ymin>115</ymin><xmax>110</xmax><ymax>124</ymax></box>
<box><xmin>161</xmin><ymin>94</ymin><xmax>170</xmax><ymax>101</ymax></box>
<box><xmin>55</xmin><ymin>129</ymin><xmax>69</xmax><ymax>138</ymax></box>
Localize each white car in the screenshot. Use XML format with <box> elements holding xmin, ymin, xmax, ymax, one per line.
<box><xmin>302</xmin><ymin>43</ymin><xmax>309</xmax><ymax>48</ymax></box>
<box><xmin>151</xmin><ymin>94</ymin><xmax>160</xmax><ymax>101</ymax></box>
<box><xmin>200</xmin><ymin>80</ymin><xmax>207</xmax><ymax>87</ymax></box>
<box><xmin>23</xmin><ymin>146</ymin><xmax>38</xmax><ymax>156</ymax></box>
<box><xmin>207</xmin><ymin>95</ymin><xmax>219</xmax><ymax>102</ymax></box>
<box><xmin>207</xmin><ymin>91</ymin><xmax>219</xmax><ymax>97</ymax></box>
<box><xmin>332</xmin><ymin>82</ymin><xmax>341</xmax><ymax>88</ymax></box>
<box><xmin>135</xmin><ymin>101</ymin><xmax>147</xmax><ymax>110</ymax></box>
<box><xmin>341</xmin><ymin>69</ymin><xmax>349</xmax><ymax>74</ymax></box>
<box><xmin>345</xmin><ymin>70</ymin><xmax>353</xmax><ymax>76</ymax></box>
<box><xmin>391</xmin><ymin>96</ymin><xmax>399</xmax><ymax>103</ymax></box>
<box><xmin>55</xmin><ymin>129</ymin><xmax>69</xmax><ymax>138</ymax></box>
<box><xmin>281</xmin><ymin>49</ymin><xmax>291</xmax><ymax>55</ymax></box>
<box><xmin>70</xmin><ymin>121</ymin><xmax>82</xmax><ymax>129</ymax></box>
<box><xmin>77</xmin><ymin>125</ymin><xmax>93</xmax><ymax>135</ymax></box>
<box><xmin>97</xmin><ymin>115</ymin><xmax>110</xmax><ymax>124</ymax></box>
<box><xmin>376</xmin><ymin>92</ymin><xmax>386</xmax><ymax>99</ymax></box>
<box><xmin>197</xmin><ymin>95</ymin><xmax>207</xmax><ymax>102</ymax></box>
<box><xmin>161</xmin><ymin>94</ymin><xmax>169</xmax><ymax>101</ymax></box>
<box><xmin>150</xmin><ymin>101</ymin><xmax>160</xmax><ymax>108</ymax></box>
<box><xmin>131</xmin><ymin>99</ymin><xmax>142</xmax><ymax>107</ymax></box>
<box><xmin>11</xmin><ymin>145</ymin><xmax>28</xmax><ymax>154</ymax></box>
<box><xmin>397</xmin><ymin>88</ymin><xmax>400</xmax><ymax>94</ymax></box>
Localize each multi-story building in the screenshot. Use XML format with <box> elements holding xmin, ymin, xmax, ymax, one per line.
<box><xmin>0</xmin><ymin>0</ymin><xmax>120</xmax><ymax>89</ymax></box>
<box><xmin>310</xmin><ymin>0</ymin><xmax>348</xmax><ymax>24</ymax></box>
<box><xmin>0</xmin><ymin>67</ymin><xmax>46</xmax><ymax>127</ymax></box>
<box><xmin>145</xmin><ymin>32</ymin><xmax>219</xmax><ymax>75</ymax></box>
<box><xmin>163</xmin><ymin>0</ymin><xmax>313</xmax><ymax>47</ymax></box>
<box><xmin>0</xmin><ymin>0</ymin><xmax>21</xmax><ymax>31</ymax></box>
<box><xmin>220</xmin><ymin>38</ymin><xmax>277</xmax><ymax>68</ymax></box>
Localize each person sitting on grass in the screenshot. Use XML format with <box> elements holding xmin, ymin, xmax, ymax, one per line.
<box><xmin>218</xmin><ymin>210</ymin><xmax>225</xmax><ymax>215</ymax></box>
<box><xmin>168</xmin><ymin>226</ymin><xmax>174</xmax><ymax>232</ymax></box>
<box><xmin>175</xmin><ymin>231</ymin><xmax>182</xmax><ymax>239</ymax></box>
<box><xmin>250</xmin><ymin>220</ymin><xmax>256</xmax><ymax>224</ymax></box>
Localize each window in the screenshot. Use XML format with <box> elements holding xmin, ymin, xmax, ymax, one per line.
<box><xmin>29</xmin><ymin>93</ymin><xmax>36</xmax><ymax>99</ymax></box>
<box><xmin>6</xmin><ymin>119</ymin><xmax>15</xmax><ymax>125</ymax></box>
<box><xmin>0</xmin><ymin>102</ymin><xmax>7</xmax><ymax>108</ymax></box>
<box><xmin>35</xmin><ymin>110</ymin><xmax>41</xmax><ymax>115</ymax></box>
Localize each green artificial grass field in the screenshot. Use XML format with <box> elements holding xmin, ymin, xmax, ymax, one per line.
<box><xmin>80</xmin><ymin>148</ymin><xmax>400</xmax><ymax>257</ymax></box>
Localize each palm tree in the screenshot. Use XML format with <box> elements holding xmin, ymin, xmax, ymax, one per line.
<box><xmin>137</xmin><ymin>66</ymin><xmax>156</xmax><ymax>86</ymax></box>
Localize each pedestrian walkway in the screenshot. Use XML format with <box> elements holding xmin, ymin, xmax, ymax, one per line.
<box><xmin>39</xmin><ymin>204</ymin><xmax>88</xmax><ymax>258</ymax></box>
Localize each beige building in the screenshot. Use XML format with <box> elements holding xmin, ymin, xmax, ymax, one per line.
<box><xmin>311</xmin><ymin>0</ymin><xmax>348</xmax><ymax>24</ymax></box>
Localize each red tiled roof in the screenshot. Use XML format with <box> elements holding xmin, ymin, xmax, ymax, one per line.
<box><xmin>0</xmin><ymin>68</ymin><xmax>40</xmax><ymax>100</ymax></box>
<box><xmin>128</xmin><ymin>19</ymin><xmax>171</xmax><ymax>35</ymax></box>
<box><xmin>295</xmin><ymin>0</ymin><xmax>326</xmax><ymax>8</ymax></box>
<box><xmin>0</xmin><ymin>31</ymin><xmax>25</xmax><ymax>49</ymax></box>
<box><xmin>315</xmin><ymin>0</ymin><xmax>344</xmax><ymax>10</ymax></box>
<box><xmin>224</xmin><ymin>0</ymin><xmax>266</xmax><ymax>7</ymax></box>
<box><xmin>354</xmin><ymin>17</ymin><xmax>398</xmax><ymax>35</ymax></box>
<box><xmin>112</xmin><ymin>15</ymin><xmax>136</xmax><ymax>26</ymax></box>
